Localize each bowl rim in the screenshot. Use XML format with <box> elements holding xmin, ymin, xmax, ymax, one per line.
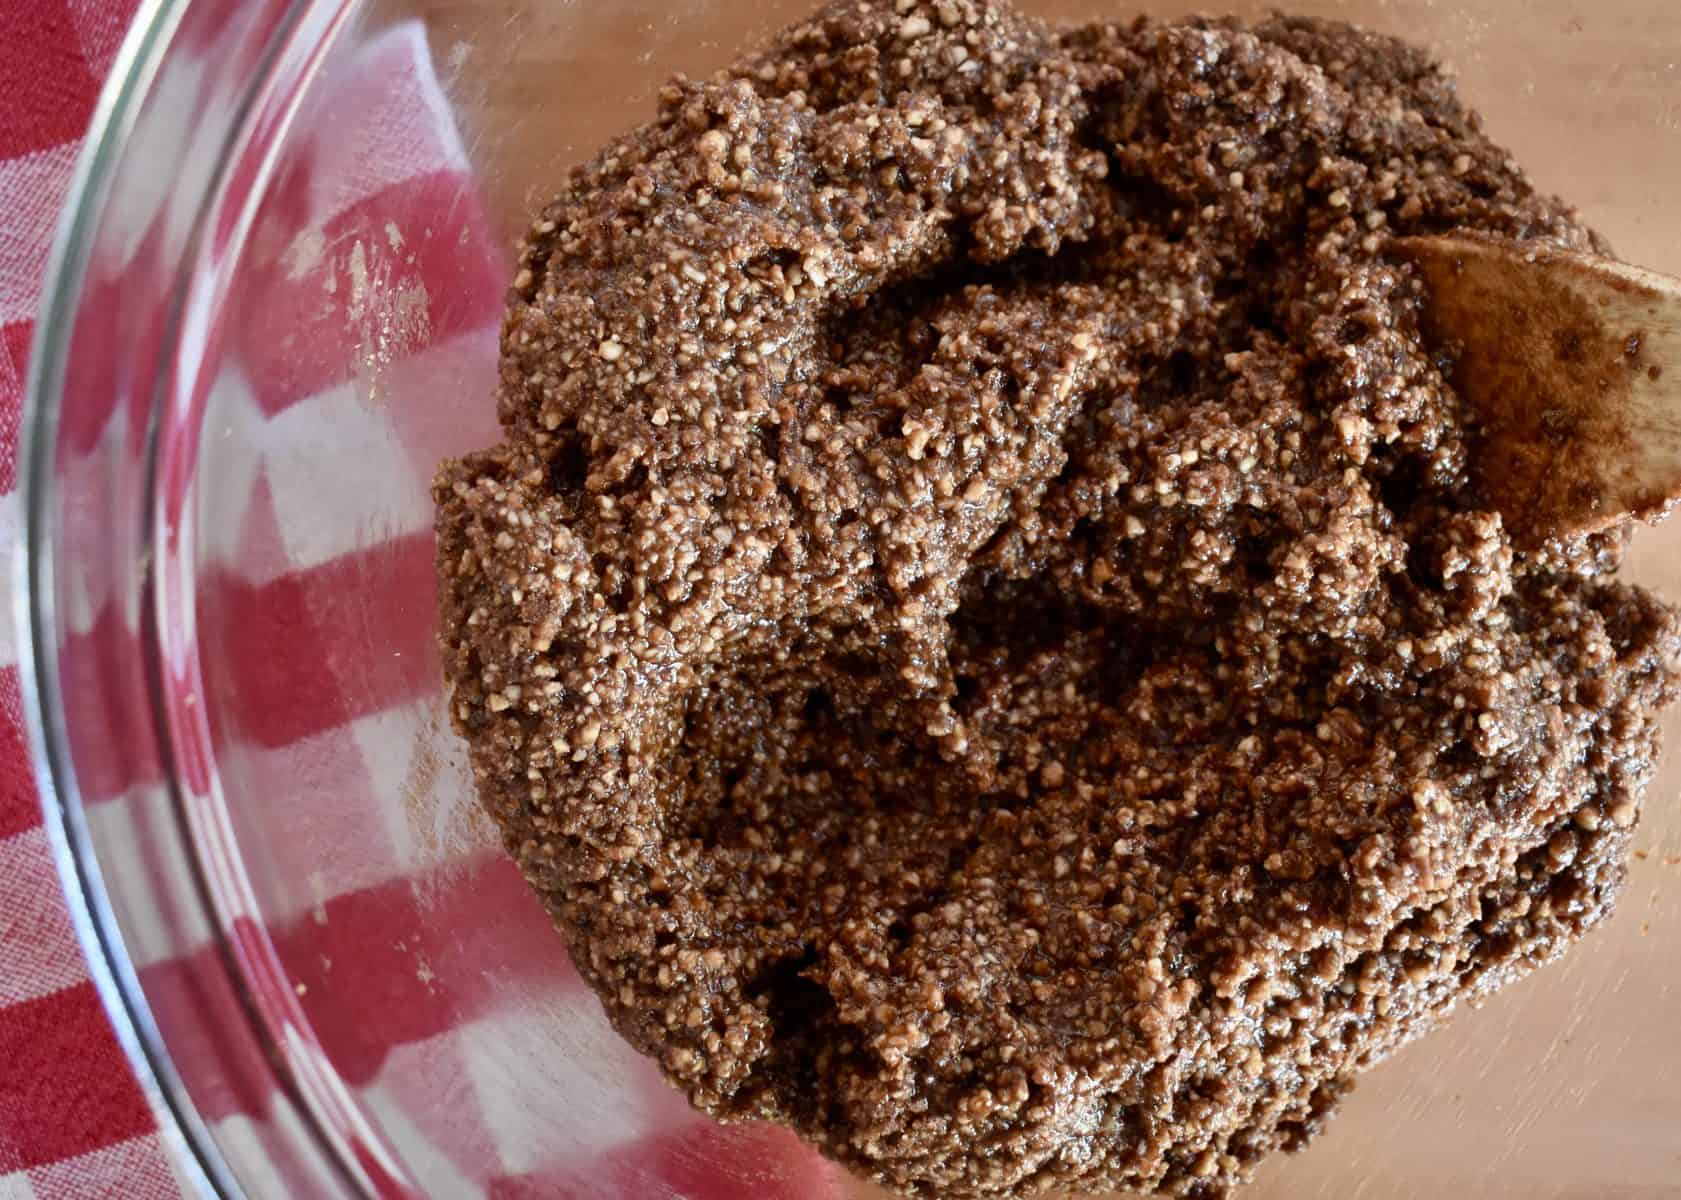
<box><xmin>19</xmin><ymin>0</ymin><xmax>471</xmax><ymax>1186</ymax></box>
<box><xmin>14</xmin><ymin>0</ymin><xmax>243</xmax><ymax>1193</ymax></box>
<box><xmin>9</xmin><ymin>0</ymin><xmax>382</xmax><ymax>1194</ymax></box>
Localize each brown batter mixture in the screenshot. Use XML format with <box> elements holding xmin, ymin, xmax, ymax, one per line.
<box><xmin>433</xmin><ymin>3</ymin><xmax>1681</xmax><ymax>1195</ymax></box>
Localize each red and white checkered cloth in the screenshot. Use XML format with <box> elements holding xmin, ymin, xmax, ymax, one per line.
<box><xmin>0</xmin><ymin>3</ymin><xmax>847</xmax><ymax>1197</ymax></box>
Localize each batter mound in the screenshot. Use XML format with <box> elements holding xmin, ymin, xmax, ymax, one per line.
<box><xmin>434</xmin><ymin>3</ymin><xmax>1681</xmax><ymax>1195</ymax></box>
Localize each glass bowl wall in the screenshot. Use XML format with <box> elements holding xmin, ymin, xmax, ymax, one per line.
<box><xmin>21</xmin><ymin>0</ymin><xmax>1681</xmax><ymax>1195</ymax></box>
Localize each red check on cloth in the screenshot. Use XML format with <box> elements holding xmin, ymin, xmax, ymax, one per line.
<box><xmin>0</xmin><ymin>3</ymin><xmax>843</xmax><ymax>1196</ymax></box>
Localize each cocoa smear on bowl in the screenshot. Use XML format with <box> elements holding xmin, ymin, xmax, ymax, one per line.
<box><xmin>433</xmin><ymin>2</ymin><xmax>1681</xmax><ymax>1195</ymax></box>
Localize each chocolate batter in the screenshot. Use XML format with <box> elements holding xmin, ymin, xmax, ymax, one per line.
<box><xmin>433</xmin><ymin>3</ymin><xmax>1681</xmax><ymax>1195</ymax></box>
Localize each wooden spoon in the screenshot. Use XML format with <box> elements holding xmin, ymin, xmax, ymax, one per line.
<box><xmin>1392</xmin><ymin>234</ymin><xmax>1681</xmax><ymax>545</ymax></box>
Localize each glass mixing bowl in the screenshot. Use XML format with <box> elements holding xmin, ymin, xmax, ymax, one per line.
<box><xmin>18</xmin><ymin>0</ymin><xmax>1681</xmax><ymax>1195</ymax></box>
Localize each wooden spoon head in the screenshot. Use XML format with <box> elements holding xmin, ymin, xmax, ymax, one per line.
<box><xmin>1393</xmin><ymin>234</ymin><xmax>1681</xmax><ymax>545</ymax></box>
